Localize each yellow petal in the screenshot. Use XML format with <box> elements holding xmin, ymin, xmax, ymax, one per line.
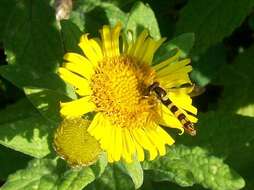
<box><xmin>122</xmin><ymin>128</ymin><xmax>134</xmax><ymax>163</ymax></box>
<box><xmin>141</xmin><ymin>38</ymin><xmax>166</xmax><ymax>64</ymax></box>
<box><xmin>145</xmin><ymin>126</ymin><xmax>166</xmax><ymax>156</ymax></box>
<box><xmin>168</xmin><ymin>92</ymin><xmax>197</xmax><ymax>115</ymax></box>
<box><xmin>131</xmin><ymin>134</ymin><xmax>145</xmax><ymax>161</ymax></box>
<box><xmin>128</xmin><ymin>30</ymin><xmax>149</xmax><ymax>56</ymax></box>
<box><xmin>63</xmin><ymin>53</ymin><xmax>95</xmax><ymax>80</ymax></box>
<box><xmin>88</xmin><ymin>114</ymin><xmax>113</xmax><ymax>150</ymax></box>
<box><xmin>79</xmin><ymin>34</ymin><xmax>103</xmax><ymax>66</ymax></box>
<box><xmin>58</xmin><ymin>67</ymin><xmax>92</xmax><ymax>96</ymax></box>
<box><xmin>160</xmin><ymin>104</ymin><xmax>184</xmax><ymax>134</ymax></box>
<box><xmin>157</xmin><ymin>58</ymin><xmax>192</xmax><ymax>88</ymax></box>
<box><xmin>153</xmin><ymin>50</ymin><xmax>181</xmax><ymax>71</ymax></box>
<box><xmin>158</xmin><ymin>64</ymin><xmax>192</xmax><ymax>78</ymax></box>
<box><xmin>100</xmin><ymin>25</ymin><xmax>113</xmax><ymax>57</ymax></box>
<box><xmin>132</xmin><ymin>128</ymin><xmax>157</xmax><ymax>160</ymax></box>
<box><xmin>64</xmin><ymin>62</ymin><xmax>94</xmax><ymax>80</ymax></box>
<box><xmin>160</xmin><ymin>73</ymin><xmax>192</xmax><ymax>89</ymax></box>
<box><xmin>111</xmin><ymin>126</ymin><xmax>122</xmax><ymax>161</ymax></box>
<box><xmin>107</xmin><ymin>151</ymin><xmax>114</xmax><ymax>163</ymax></box>
<box><xmin>60</xmin><ymin>97</ymin><xmax>96</xmax><ymax>117</ymax></box>
<box><xmin>87</xmin><ymin>114</ymin><xmax>106</xmax><ymax>140</ymax></box>
<box><xmin>156</xmin><ymin>126</ymin><xmax>175</xmax><ymax>145</ymax></box>
<box><xmin>111</xmin><ymin>22</ymin><xmax>122</xmax><ymax>56</ymax></box>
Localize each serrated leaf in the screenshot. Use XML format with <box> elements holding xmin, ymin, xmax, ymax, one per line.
<box><xmin>176</xmin><ymin>0</ymin><xmax>254</xmax><ymax>54</ymax></box>
<box><xmin>1</xmin><ymin>155</ymin><xmax>107</xmax><ymax>190</ymax></box>
<box><xmin>142</xmin><ymin>145</ymin><xmax>245</xmax><ymax>190</ymax></box>
<box><xmin>85</xmin><ymin>164</ymin><xmax>135</xmax><ymax>190</ymax></box>
<box><xmin>215</xmin><ymin>46</ymin><xmax>254</xmax><ymax>116</ymax></box>
<box><xmin>181</xmin><ymin>111</ymin><xmax>254</xmax><ymax>190</ymax></box>
<box><xmin>120</xmin><ymin>160</ymin><xmax>143</xmax><ymax>189</ymax></box>
<box><xmin>154</xmin><ymin>33</ymin><xmax>195</xmax><ymax>64</ymax></box>
<box><xmin>0</xmin><ymin>99</ymin><xmax>52</xmax><ymax>158</ymax></box>
<box><xmin>126</xmin><ymin>2</ymin><xmax>161</xmax><ymax>40</ymax></box>
<box><xmin>3</xmin><ymin>0</ymin><xmax>63</xmax><ymax>73</ymax></box>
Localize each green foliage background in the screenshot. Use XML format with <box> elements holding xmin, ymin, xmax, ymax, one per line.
<box><xmin>0</xmin><ymin>0</ymin><xmax>254</xmax><ymax>189</ymax></box>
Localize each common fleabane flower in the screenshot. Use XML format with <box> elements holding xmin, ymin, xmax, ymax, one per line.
<box><xmin>57</xmin><ymin>23</ymin><xmax>197</xmax><ymax>163</ymax></box>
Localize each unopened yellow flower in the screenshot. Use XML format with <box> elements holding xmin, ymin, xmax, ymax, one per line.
<box><xmin>54</xmin><ymin>118</ymin><xmax>102</xmax><ymax>167</ymax></box>
<box><xmin>58</xmin><ymin>23</ymin><xmax>197</xmax><ymax>163</ymax></box>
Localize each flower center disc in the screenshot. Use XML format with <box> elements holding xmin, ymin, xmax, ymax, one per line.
<box><xmin>91</xmin><ymin>56</ymin><xmax>158</xmax><ymax>128</ymax></box>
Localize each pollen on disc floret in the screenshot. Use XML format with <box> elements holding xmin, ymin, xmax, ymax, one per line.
<box><xmin>90</xmin><ymin>55</ymin><xmax>159</xmax><ymax>129</ymax></box>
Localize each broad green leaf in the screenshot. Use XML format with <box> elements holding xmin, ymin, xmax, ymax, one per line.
<box><xmin>0</xmin><ymin>145</ymin><xmax>31</xmax><ymax>180</ymax></box>
<box><xmin>1</xmin><ymin>155</ymin><xmax>107</xmax><ymax>190</ymax></box>
<box><xmin>120</xmin><ymin>161</ymin><xmax>143</xmax><ymax>189</ymax></box>
<box><xmin>73</xmin><ymin>0</ymin><xmax>101</xmax><ymax>13</ymax></box>
<box><xmin>0</xmin><ymin>65</ymin><xmax>76</xmax><ymax>99</ymax></box>
<box><xmin>24</xmin><ymin>88</ymin><xmax>70</xmax><ymax>125</ymax></box>
<box><xmin>83</xmin><ymin>3</ymin><xmax>126</xmax><ymax>35</ymax></box>
<box><xmin>0</xmin><ymin>0</ymin><xmax>15</xmax><ymax>40</ymax></box>
<box><xmin>140</xmin><ymin>180</ymin><xmax>204</xmax><ymax>190</ymax></box>
<box><xmin>126</xmin><ymin>2</ymin><xmax>161</xmax><ymax>40</ymax></box>
<box><xmin>176</xmin><ymin>0</ymin><xmax>254</xmax><ymax>54</ymax></box>
<box><xmin>215</xmin><ymin>46</ymin><xmax>254</xmax><ymax>116</ymax></box>
<box><xmin>4</xmin><ymin>0</ymin><xmax>63</xmax><ymax>73</ymax></box>
<box><xmin>154</xmin><ymin>33</ymin><xmax>195</xmax><ymax>64</ymax></box>
<box><xmin>142</xmin><ymin>145</ymin><xmax>245</xmax><ymax>190</ymax></box>
<box><xmin>70</xmin><ymin>2</ymin><xmax>127</xmax><ymax>34</ymax></box>
<box><xmin>181</xmin><ymin>112</ymin><xmax>254</xmax><ymax>190</ymax></box>
<box><xmin>191</xmin><ymin>44</ymin><xmax>226</xmax><ymax>86</ymax></box>
<box><xmin>60</xmin><ymin>20</ymin><xmax>83</xmax><ymax>54</ymax></box>
<box><xmin>0</xmin><ymin>99</ymin><xmax>52</xmax><ymax>158</ymax></box>
<box><xmin>99</xmin><ymin>3</ymin><xmax>127</xmax><ymax>27</ymax></box>
<box><xmin>86</xmin><ymin>164</ymin><xmax>135</xmax><ymax>190</ymax></box>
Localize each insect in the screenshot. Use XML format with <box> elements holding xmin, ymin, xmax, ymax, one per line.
<box><xmin>148</xmin><ymin>82</ymin><xmax>196</xmax><ymax>136</ymax></box>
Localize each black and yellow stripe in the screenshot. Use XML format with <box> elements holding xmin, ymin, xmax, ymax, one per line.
<box><xmin>148</xmin><ymin>82</ymin><xmax>196</xmax><ymax>136</ymax></box>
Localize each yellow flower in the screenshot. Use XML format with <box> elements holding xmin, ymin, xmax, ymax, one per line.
<box><xmin>58</xmin><ymin>23</ymin><xmax>197</xmax><ymax>163</ymax></box>
<box><xmin>54</xmin><ymin>118</ymin><xmax>102</xmax><ymax>167</ymax></box>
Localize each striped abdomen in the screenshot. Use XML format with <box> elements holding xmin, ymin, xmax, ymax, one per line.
<box><xmin>148</xmin><ymin>82</ymin><xmax>196</xmax><ymax>136</ymax></box>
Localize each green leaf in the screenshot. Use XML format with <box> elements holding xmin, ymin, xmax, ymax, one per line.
<box><xmin>0</xmin><ymin>65</ymin><xmax>76</xmax><ymax>124</ymax></box>
<box><xmin>175</xmin><ymin>0</ymin><xmax>254</xmax><ymax>54</ymax></box>
<box><xmin>70</xmin><ymin>2</ymin><xmax>127</xmax><ymax>35</ymax></box>
<box><xmin>126</xmin><ymin>2</ymin><xmax>161</xmax><ymax>40</ymax></box>
<box><xmin>60</xmin><ymin>20</ymin><xmax>83</xmax><ymax>54</ymax></box>
<box><xmin>154</xmin><ymin>33</ymin><xmax>195</xmax><ymax>64</ymax></box>
<box><xmin>0</xmin><ymin>65</ymin><xmax>76</xmax><ymax>99</ymax></box>
<box><xmin>1</xmin><ymin>155</ymin><xmax>107</xmax><ymax>190</ymax></box>
<box><xmin>142</xmin><ymin>145</ymin><xmax>245</xmax><ymax>190</ymax></box>
<box><xmin>0</xmin><ymin>0</ymin><xmax>15</xmax><ymax>40</ymax></box>
<box><xmin>0</xmin><ymin>145</ymin><xmax>31</xmax><ymax>180</ymax></box>
<box><xmin>0</xmin><ymin>99</ymin><xmax>52</xmax><ymax>158</ymax></box>
<box><xmin>84</xmin><ymin>3</ymin><xmax>126</xmax><ymax>35</ymax></box>
<box><xmin>24</xmin><ymin>88</ymin><xmax>70</xmax><ymax>125</ymax></box>
<box><xmin>100</xmin><ymin>3</ymin><xmax>127</xmax><ymax>27</ymax></box>
<box><xmin>191</xmin><ymin>44</ymin><xmax>226</xmax><ymax>86</ymax></box>
<box><xmin>215</xmin><ymin>46</ymin><xmax>254</xmax><ymax>116</ymax></box>
<box><xmin>86</xmin><ymin>164</ymin><xmax>135</xmax><ymax>190</ymax></box>
<box><xmin>181</xmin><ymin>112</ymin><xmax>254</xmax><ymax>190</ymax></box>
<box><xmin>121</xmin><ymin>160</ymin><xmax>143</xmax><ymax>189</ymax></box>
<box><xmin>4</xmin><ymin>0</ymin><xmax>63</xmax><ymax>73</ymax></box>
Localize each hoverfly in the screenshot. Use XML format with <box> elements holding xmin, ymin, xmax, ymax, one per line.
<box><xmin>148</xmin><ymin>82</ymin><xmax>196</xmax><ymax>136</ymax></box>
